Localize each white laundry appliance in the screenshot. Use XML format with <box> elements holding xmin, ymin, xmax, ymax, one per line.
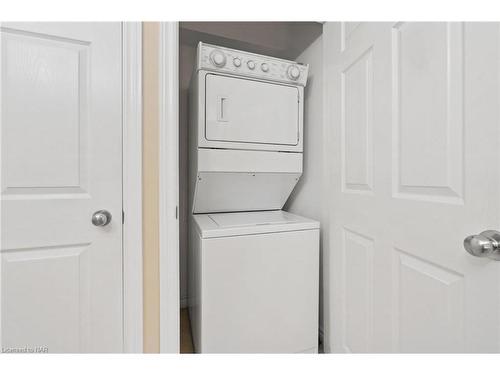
<box><xmin>188</xmin><ymin>42</ymin><xmax>319</xmax><ymax>353</ymax></box>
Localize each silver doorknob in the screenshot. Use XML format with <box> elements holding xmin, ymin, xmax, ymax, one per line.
<box><xmin>463</xmin><ymin>230</ymin><xmax>500</xmax><ymax>260</ymax></box>
<box><xmin>92</xmin><ymin>210</ymin><xmax>112</xmax><ymax>227</ymax></box>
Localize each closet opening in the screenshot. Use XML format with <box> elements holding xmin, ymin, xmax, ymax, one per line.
<box><xmin>178</xmin><ymin>22</ymin><xmax>323</xmax><ymax>353</ymax></box>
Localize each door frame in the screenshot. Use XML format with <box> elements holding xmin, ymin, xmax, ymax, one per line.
<box><xmin>158</xmin><ymin>21</ymin><xmax>180</xmax><ymax>353</ymax></box>
<box><xmin>122</xmin><ymin>22</ymin><xmax>143</xmax><ymax>353</ymax></box>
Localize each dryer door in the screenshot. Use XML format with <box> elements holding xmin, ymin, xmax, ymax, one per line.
<box><xmin>205</xmin><ymin>74</ymin><xmax>300</xmax><ymax>146</ymax></box>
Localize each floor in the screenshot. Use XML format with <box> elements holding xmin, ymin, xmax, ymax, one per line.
<box><xmin>180</xmin><ymin>308</ymin><xmax>194</xmax><ymax>353</ymax></box>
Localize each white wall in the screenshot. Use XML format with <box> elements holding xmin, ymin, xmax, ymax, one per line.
<box><xmin>284</xmin><ymin>33</ymin><xmax>329</xmax><ymax>350</ymax></box>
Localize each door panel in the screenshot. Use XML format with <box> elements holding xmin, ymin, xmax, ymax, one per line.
<box><xmin>205</xmin><ymin>74</ymin><xmax>299</xmax><ymax>146</ymax></box>
<box><xmin>393</xmin><ymin>250</ymin><xmax>464</xmax><ymax>352</ymax></box>
<box><xmin>2</xmin><ymin>31</ymin><xmax>87</xmax><ymax>189</ymax></box>
<box><xmin>2</xmin><ymin>245</ymin><xmax>91</xmax><ymax>352</ymax></box>
<box><xmin>341</xmin><ymin>48</ymin><xmax>373</xmax><ymax>194</ymax></box>
<box><xmin>1</xmin><ymin>22</ymin><xmax>123</xmax><ymax>353</ymax></box>
<box><xmin>393</xmin><ymin>22</ymin><xmax>464</xmax><ymax>203</ymax></box>
<box><xmin>325</xmin><ymin>22</ymin><xmax>500</xmax><ymax>352</ymax></box>
<box><xmin>342</xmin><ymin>228</ymin><xmax>374</xmax><ymax>353</ymax></box>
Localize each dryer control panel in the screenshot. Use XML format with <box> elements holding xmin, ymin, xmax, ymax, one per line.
<box><xmin>196</xmin><ymin>42</ymin><xmax>309</xmax><ymax>87</ymax></box>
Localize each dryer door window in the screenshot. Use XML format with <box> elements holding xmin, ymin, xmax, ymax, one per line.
<box><xmin>205</xmin><ymin>74</ymin><xmax>299</xmax><ymax>146</ymax></box>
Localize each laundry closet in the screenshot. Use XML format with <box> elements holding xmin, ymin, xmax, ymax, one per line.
<box><xmin>178</xmin><ymin>22</ymin><xmax>325</xmax><ymax>353</ymax></box>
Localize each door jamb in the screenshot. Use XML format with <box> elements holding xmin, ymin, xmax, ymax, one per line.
<box><xmin>158</xmin><ymin>21</ymin><xmax>180</xmax><ymax>353</ymax></box>
<box><xmin>122</xmin><ymin>22</ymin><xmax>143</xmax><ymax>353</ymax></box>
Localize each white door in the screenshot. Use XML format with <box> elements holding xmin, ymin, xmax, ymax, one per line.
<box><xmin>325</xmin><ymin>22</ymin><xmax>500</xmax><ymax>352</ymax></box>
<box><xmin>205</xmin><ymin>74</ymin><xmax>299</xmax><ymax>146</ymax></box>
<box><xmin>1</xmin><ymin>22</ymin><xmax>123</xmax><ymax>353</ymax></box>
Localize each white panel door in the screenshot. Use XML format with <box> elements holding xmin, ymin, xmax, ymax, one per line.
<box><xmin>1</xmin><ymin>22</ymin><xmax>123</xmax><ymax>353</ymax></box>
<box><xmin>325</xmin><ymin>22</ymin><xmax>500</xmax><ymax>352</ymax></box>
<box><xmin>205</xmin><ymin>74</ymin><xmax>299</xmax><ymax>146</ymax></box>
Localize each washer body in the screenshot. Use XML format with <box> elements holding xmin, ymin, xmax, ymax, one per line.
<box><xmin>189</xmin><ymin>210</ymin><xmax>320</xmax><ymax>353</ymax></box>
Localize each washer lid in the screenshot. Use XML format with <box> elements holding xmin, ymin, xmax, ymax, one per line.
<box><xmin>192</xmin><ymin>210</ymin><xmax>319</xmax><ymax>238</ymax></box>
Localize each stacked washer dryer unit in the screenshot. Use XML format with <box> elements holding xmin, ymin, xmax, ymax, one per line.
<box><xmin>188</xmin><ymin>42</ymin><xmax>320</xmax><ymax>353</ymax></box>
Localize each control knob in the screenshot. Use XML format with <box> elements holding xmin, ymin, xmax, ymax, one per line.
<box><xmin>210</xmin><ymin>49</ymin><xmax>226</xmax><ymax>67</ymax></box>
<box><xmin>247</xmin><ymin>60</ymin><xmax>256</xmax><ymax>70</ymax></box>
<box><xmin>233</xmin><ymin>57</ymin><xmax>242</xmax><ymax>67</ymax></box>
<box><xmin>261</xmin><ymin>63</ymin><xmax>269</xmax><ymax>72</ymax></box>
<box><xmin>287</xmin><ymin>65</ymin><xmax>301</xmax><ymax>80</ymax></box>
